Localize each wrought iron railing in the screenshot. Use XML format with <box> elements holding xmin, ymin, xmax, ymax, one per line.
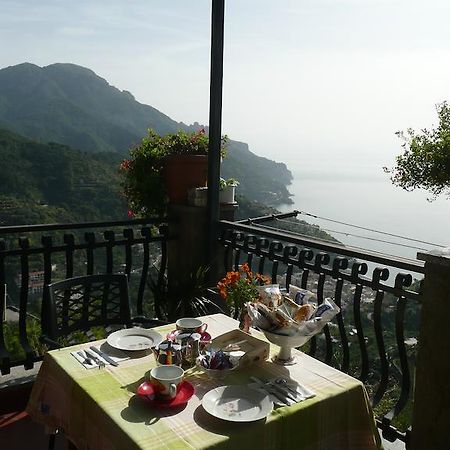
<box><xmin>0</xmin><ymin>218</ymin><xmax>169</xmax><ymax>376</ymax></box>
<box><xmin>219</xmin><ymin>215</ymin><xmax>424</xmax><ymax>445</ymax></box>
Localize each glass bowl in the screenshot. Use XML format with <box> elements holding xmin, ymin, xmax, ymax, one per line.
<box><xmin>262</xmin><ymin>330</ymin><xmax>309</xmax><ymax>365</ymax></box>
<box><xmin>195</xmin><ymin>358</ymin><xmax>238</xmax><ymax>380</ymax></box>
<box><xmin>196</xmin><ymin>364</ymin><xmax>236</xmax><ymax>380</ymax></box>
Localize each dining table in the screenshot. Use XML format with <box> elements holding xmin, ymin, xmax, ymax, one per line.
<box><xmin>27</xmin><ymin>313</ymin><xmax>382</xmax><ymax>450</ymax></box>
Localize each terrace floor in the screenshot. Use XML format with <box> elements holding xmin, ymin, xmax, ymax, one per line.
<box><xmin>0</xmin><ymin>413</ymin><xmax>66</xmax><ymax>450</ymax></box>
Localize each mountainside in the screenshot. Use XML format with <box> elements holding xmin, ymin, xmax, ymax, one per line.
<box><xmin>0</xmin><ymin>63</ymin><xmax>179</xmax><ymax>153</ymax></box>
<box><xmin>0</xmin><ymin>62</ymin><xmax>292</xmax><ymax>205</ymax></box>
<box><xmin>222</xmin><ymin>140</ymin><xmax>292</xmax><ymax>204</ymax></box>
<box><xmin>0</xmin><ymin>128</ymin><xmax>125</xmax><ymax>225</ymax></box>
<box><xmin>0</xmin><ymin>127</ymin><xmax>336</xmax><ymax>247</ymax></box>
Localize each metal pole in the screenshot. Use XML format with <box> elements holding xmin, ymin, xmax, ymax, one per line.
<box><xmin>206</xmin><ymin>0</ymin><xmax>225</xmax><ymax>274</ymax></box>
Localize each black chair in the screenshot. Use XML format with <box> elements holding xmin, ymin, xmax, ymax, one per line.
<box><xmin>41</xmin><ymin>274</ymin><xmax>167</xmax><ymax>348</ymax></box>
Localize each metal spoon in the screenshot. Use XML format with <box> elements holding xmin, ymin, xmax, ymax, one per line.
<box><xmin>77</xmin><ymin>350</ymin><xmax>95</xmax><ymax>366</ymax></box>
<box><xmin>84</xmin><ymin>349</ymin><xmax>106</xmax><ymax>368</ymax></box>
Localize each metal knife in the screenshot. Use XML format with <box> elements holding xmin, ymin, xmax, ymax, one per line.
<box><xmin>77</xmin><ymin>350</ymin><xmax>94</xmax><ymax>366</ymax></box>
<box><xmin>267</xmin><ymin>380</ymin><xmax>301</xmax><ymax>402</ymax></box>
<box><xmin>282</xmin><ymin>380</ymin><xmax>314</xmax><ymax>399</ymax></box>
<box><xmin>89</xmin><ymin>346</ymin><xmax>119</xmax><ymax>367</ymax></box>
<box><xmin>83</xmin><ymin>349</ymin><xmax>105</xmax><ymax>367</ymax></box>
<box><xmin>250</xmin><ymin>377</ymin><xmax>293</xmax><ymax>406</ymax></box>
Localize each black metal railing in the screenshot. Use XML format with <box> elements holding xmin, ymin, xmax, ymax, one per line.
<box><xmin>0</xmin><ymin>218</ymin><xmax>169</xmax><ymax>376</ymax></box>
<box><xmin>219</xmin><ymin>216</ymin><xmax>424</xmax><ymax>445</ymax></box>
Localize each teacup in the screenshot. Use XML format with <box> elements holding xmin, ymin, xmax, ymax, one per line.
<box><xmin>150</xmin><ymin>365</ymin><xmax>184</xmax><ymax>399</ymax></box>
<box><xmin>176</xmin><ymin>317</ymin><xmax>207</xmax><ymax>334</ymax></box>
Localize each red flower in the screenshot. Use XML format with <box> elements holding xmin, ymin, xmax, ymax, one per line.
<box><xmin>127</xmin><ymin>209</ymin><xmax>135</xmax><ymax>218</ymax></box>
<box><xmin>120</xmin><ymin>159</ymin><xmax>131</xmax><ymax>171</ymax></box>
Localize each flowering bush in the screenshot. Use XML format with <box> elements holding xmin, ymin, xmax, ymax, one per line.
<box><xmin>217</xmin><ymin>263</ymin><xmax>270</xmax><ymax>317</ymax></box>
<box><xmin>120</xmin><ymin>129</ymin><xmax>227</xmax><ymax>217</ymax></box>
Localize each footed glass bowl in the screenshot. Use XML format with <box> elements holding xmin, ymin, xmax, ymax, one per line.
<box><xmin>262</xmin><ymin>330</ymin><xmax>309</xmax><ymax>365</ymax></box>
<box><xmin>195</xmin><ymin>358</ymin><xmax>238</xmax><ymax>380</ymax></box>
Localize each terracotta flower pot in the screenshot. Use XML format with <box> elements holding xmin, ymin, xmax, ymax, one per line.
<box><xmin>164</xmin><ymin>155</ymin><xmax>208</xmax><ymax>204</ymax></box>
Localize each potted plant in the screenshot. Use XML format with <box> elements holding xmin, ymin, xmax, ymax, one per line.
<box><xmin>219</xmin><ymin>178</ymin><xmax>239</xmax><ymax>204</ymax></box>
<box><xmin>217</xmin><ymin>263</ymin><xmax>270</xmax><ymax>329</ymax></box>
<box><xmin>120</xmin><ymin>129</ymin><xmax>227</xmax><ymax>216</ymax></box>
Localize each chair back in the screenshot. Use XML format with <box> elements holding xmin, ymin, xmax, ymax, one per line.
<box><xmin>43</xmin><ymin>274</ymin><xmax>131</xmax><ymax>340</ymax></box>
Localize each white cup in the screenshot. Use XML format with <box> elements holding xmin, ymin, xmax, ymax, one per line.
<box><xmin>150</xmin><ymin>365</ymin><xmax>184</xmax><ymax>399</ymax></box>
<box><xmin>175</xmin><ymin>317</ymin><xmax>207</xmax><ymax>334</ymax></box>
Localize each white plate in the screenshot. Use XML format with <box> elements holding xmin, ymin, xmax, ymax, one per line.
<box><xmin>106</xmin><ymin>328</ymin><xmax>163</xmax><ymax>351</ymax></box>
<box><xmin>202</xmin><ymin>385</ymin><xmax>273</xmax><ymax>422</ymax></box>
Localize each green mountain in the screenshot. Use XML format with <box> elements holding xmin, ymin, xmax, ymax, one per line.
<box><xmin>221</xmin><ymin>140</ymin><xmax>293</xmax><ymax>204</ymax></box>
<box><xmin>0</xmin><ymin>62</ymin><xmax>292</xmax><ymax>205</ymax></box>
<box><xmin>0</xmin><ymin>127</ymin><xmax>338</xmax><ymax>246</ymax></box>
<box><xmin>0</xmin><ymin>128</ymin><xmax>126</xmax><ymax>225</ymax></box>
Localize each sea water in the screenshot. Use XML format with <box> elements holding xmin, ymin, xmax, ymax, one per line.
<box><xmin>278</xmin><ymin>163</ymin><xmax>449</xmax><ymax>263</ymax></box>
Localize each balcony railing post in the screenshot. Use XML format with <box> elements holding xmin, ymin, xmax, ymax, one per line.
<box><xmin>410</xmin><ymin>250</ymin><xmax>450</xmax><ymax>450</ymax></box>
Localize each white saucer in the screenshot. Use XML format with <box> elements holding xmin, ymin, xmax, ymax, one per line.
<box><xmin>106</xmin><ymin>328</ymin><xmax>163</xmax><ymax>351</ymax></box>
<box><xmin>202</xmin><ymin>385</ymin><xmax>273</xmax><ymax>422</ymax></box>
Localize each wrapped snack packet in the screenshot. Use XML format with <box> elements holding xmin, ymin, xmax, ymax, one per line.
<box><xmin>293</xmin><ymin>304</ymin><xmax>316</xmax><ymax>322</ymax></box>
<box><xmin>246</xmin><ymin>302</ymin><xmax>271</xmax><ymax>330</ymax></box>
<box><xmin>288</xmin><ymin>285</ymin><xmax>317</xmax><ymax>305</ymax></box>
<box><xmin>246</xmin><ymin>288</ymin><xmax>340</xmax><ymax>342</ymax></box>
<box><xmin>257</xmin><ymin>284</ymin><xmax>283</xmax><ymax>308</ymax></box>
<box><xmin>279</xmin><ymin>300</ymin><xmax>316</xmax><ymax>324</ymax></box>
<box><xmin>313</xmin><ymin>298</ymin><xmax>339</xmax><ymax>322</ymax></box>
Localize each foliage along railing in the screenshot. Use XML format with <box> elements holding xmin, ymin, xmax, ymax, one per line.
<box><xmin>219</xmin><ymin>217</ymin><xmax>425</xmax><ymax>444</ymax></box>
<box><xmin>0</xmin><ymin>218</ymin><xmax>169</xmax><ymax>376</ymax></box>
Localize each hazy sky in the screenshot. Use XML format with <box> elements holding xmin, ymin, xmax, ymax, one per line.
<box><xmin>2</xmin><ymin>0</ymin><xmax>450</xmax><ymax>172</ymax></box>
<box><xmin>2</xmin><ymin>0</ymin><xmax>450</xmax><ymax>252</ymax></box>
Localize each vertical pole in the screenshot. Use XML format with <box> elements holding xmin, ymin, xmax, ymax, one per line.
<box><xmin>410</xmin><ymin>250</ymin><xmax>450</xmax><ymax>450</ymax></box>
<box><xmin>206</xmin><ymin>0</ymin><xmax>225</xmax><ymax>277</ymax></box>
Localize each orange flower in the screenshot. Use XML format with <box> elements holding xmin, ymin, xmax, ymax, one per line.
<box><xmin>229</xmin><ymin>271</ymin><xmax>240</xmax><ymax>284</ymax></box>
<box><xmin>217</xmin><ymin>264</ymin><xmax>270</xmax><ymax>310</ymax></box>
<box><xmin>217</xmin><ymin>281</ymin><xmax>227</xmax><ymax>299</ymax></box>
<box><xmin>256</xmin><ymin>273</ymin><xmax>270</xmax><ymax>285</ymax></box>
<box><xmin>241</xmin><ymin>263</ymin><xmax>254</xmax><ymax>280</ymax></box>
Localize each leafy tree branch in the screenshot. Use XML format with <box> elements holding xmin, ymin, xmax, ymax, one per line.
<box><xmin>385</xmin><ymin>102</ymin><xmax>450</xmax><ymax>200</ymax></box>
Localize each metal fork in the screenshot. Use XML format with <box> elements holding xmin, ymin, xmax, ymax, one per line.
<box><xmin>275</xmin><ymin>378</ymin><xmax>314</xmax><ymax>399</ymax></box>
<box><xmin>84</xmin><ymin>349</ymin><xmax>106</xmax><ymax>368</ymax></box>
<box><xmin>250</xmin><ymin>377</ymin><xmax>294</xmax><ymax>406</ymax></box>
<box><xmin>77</xmin><ymin>350</ymin><xmax>95</xmax><ymax>366</ymax></box>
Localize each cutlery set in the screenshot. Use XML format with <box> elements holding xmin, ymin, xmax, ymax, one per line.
<box><xmin>250</xmin><ymin>376</ymin><xmax>313</xmax><ymax>406</ymax></box>
<box><xmin>89</xmin><ymin>346</ymin><xmax>119</xmax><ymax>366</ymax></box>
<box><xmin>76</xmin><ymin>347</ymin><xmax>117</xmax><ymax>368</ymax></box>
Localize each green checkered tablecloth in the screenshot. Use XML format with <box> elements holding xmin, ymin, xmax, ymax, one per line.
<box><xmin>27</xmin><ymin>314</ymin><xmax>382</xmax><ymax>450</ymax></box>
